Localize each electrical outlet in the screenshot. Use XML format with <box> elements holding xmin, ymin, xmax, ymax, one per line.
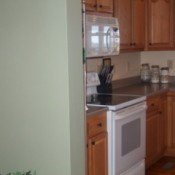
<box><xmin>167</xmin><ymin>60</ymin><xmax>173</xmax><ymax>69</ymax></box>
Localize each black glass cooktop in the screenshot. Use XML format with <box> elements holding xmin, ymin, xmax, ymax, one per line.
<box><xmin>87</xmin><ymin>93</ymin><xmax>145</xmax><ymax>110</ymax></box>
<box><xmin>87</xmin><ymin>94</ymin><xmax>140</xmax><ymax>105</ymax></box>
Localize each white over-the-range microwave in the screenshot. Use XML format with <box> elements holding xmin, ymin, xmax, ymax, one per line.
<box><xmin>85</xmin><ymin>14</ymin><xmax>120</xmax><ymax>58</ymax></box>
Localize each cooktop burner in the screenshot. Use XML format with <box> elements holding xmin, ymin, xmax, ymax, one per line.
<box><xmin>87</xmin><ymin>93</ymin><xmax>146</xmax><ymax>110</ymax></box>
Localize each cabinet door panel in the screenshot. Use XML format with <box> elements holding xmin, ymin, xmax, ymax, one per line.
<box><xmin>146</xmin><ymin>113</ymin><xmax>160</xmax><ymax>168</ymax></box>
<box><xmin>147</xmin><ymin>0</ymin><xmax>174</xmax><ymax>49</ymax></box>
<box><xmin>85</xmin><ymin>0</ymin><xmax>97</xmax><ymax>12</ymax></box>
<box><xmin>160</xmin><ymin>95</ymin><xmax>167</xmax><ymax>154</ymax></box>
<box><xmin>114</xmin><ymin>0</ymin><xmax>145</xmax><ymax>51</ymax></box>
<box><xmin>172</xmin><ymin>103</ymin><xmax>175</xmax><ymax>148</ymax></box>
<box><xmin>167</xmin><ymin>96</ymin><xmax>175</xmax><ymax>148</ymax></box>
<box><xmin>132</xmin><ymin>0</ymin><xmax>145</xmax><ymax>49</ymax></box>
<box><xmin>97</xmin><ymin>0</ymin><xmax>113</xmax><ymax>13</ymax></box>
<box><xmin>115</xmin><ymin>0</ymin><xmax>132</xmax><ymax>49</ymax></box>
<box><xmin>88</xmin><ymin>132</ymin><xmax>108</xmax><ymax>175</ymax></box>
<box><xmin>165</xmin><ymin>94</ymin><xmax>175</xmax><ymax>156</ymax></box>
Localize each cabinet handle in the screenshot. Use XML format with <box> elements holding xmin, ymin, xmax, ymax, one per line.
<box><xmin>151</xmin><ymin>103</ymin><xmax>155</xmax><ymax>106</ymax></box>
<box><xmin>97</xmin><ymin>122</ymin><xmax>103</xmax><ymax>127</ymax></box>
<box><xmin>130</xmin><ymin>43</ymin><xmax>136</xmax><ymax>46</ymax></box>
<box><xmin>149</xmin><ymin>43</ymin><xmax>152</xmax><ymax>45</ymax></box>
<box><xmin>92</xmin><ymin>141</ymin><xmax>96</xmax><ymax>145</ymax></box>
<box><xmin>99</xmin><ymin>5</ymin><xmax>103</xmax><ymax>8</ymax></box>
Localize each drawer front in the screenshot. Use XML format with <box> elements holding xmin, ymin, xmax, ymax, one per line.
<box><xmin>87</xmin><ymin>112</ymin><xmax>107</xmax><ymax>138</ymax></box>
<box><xmin>147</xmin><ymin>96</ymin><xmax>160</xmax><ymax>114</ymax></box>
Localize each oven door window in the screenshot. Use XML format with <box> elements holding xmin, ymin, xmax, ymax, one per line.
<box><xmin>122</xmin><ymin>118</ymin><xmax>141</xmax><ymax>156</ymax></box>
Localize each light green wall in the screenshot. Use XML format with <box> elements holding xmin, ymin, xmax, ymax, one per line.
<box><xmin>0</xmin><ymin>0</ymin><xmax>85</xmax><ymax>175</ymax></box>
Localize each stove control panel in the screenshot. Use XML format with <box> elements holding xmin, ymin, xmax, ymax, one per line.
<box><xmin>86</xmin><ymin>72</ymin><xmax>100</xmax><ymax>87</ymax></box>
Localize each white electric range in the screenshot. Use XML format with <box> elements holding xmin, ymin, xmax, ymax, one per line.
<box><xmin>86</xmin><ymin>72</ymin><xmax>146</xmax><ymax>175</ymax></box>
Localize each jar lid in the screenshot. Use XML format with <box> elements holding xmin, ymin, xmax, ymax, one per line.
<box><xmin>142</xmin><ymin>63</ymin><xmax>149</xmax><ymax>66</ymax></box>
<box><xmin>151</xmin><ymin>65</ymin><xmax>159</xmax><ymax>68</ymax></box>
<box><xmin>161</xmin><ymin>67</ymin><xmax>169</xmax><ymax>70</ymax></box>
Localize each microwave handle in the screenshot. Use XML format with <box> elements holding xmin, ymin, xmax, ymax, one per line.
<box><xmin>106</xmin><ymin>27</ymin><xmax>116</xmax><ymax>53</ymax></box>
<box><xmin>106</xmin><ymin>27</ymin><xmax>111</xmax><ymax>53</ymax></box>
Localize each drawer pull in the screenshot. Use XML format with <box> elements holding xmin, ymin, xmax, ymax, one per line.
<box><xmin>97</xmin><ymin>122</ymin><xmax>103</xmax><ymax>127</ymax></box>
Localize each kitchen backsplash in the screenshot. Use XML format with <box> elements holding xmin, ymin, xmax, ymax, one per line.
<box><xmin>86</xmin><ymin>52</ymin><xmax>141</xmax><ymax>81</ymax></box>
<box><xmin>141</xmin><ymin>51</ymin><xmax>175</xmax><ymax>76</ymax></box>
<box><xmin>86</xmin><ymin>51</ymin><xmax>175</xmax><ymax>81</ymax></box>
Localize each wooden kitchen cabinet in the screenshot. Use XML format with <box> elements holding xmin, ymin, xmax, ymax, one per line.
<box><xmin>146</xmin><ymin>93</ymin><xmax>166</xmax><ymax>169</ymax></box>
<box><xmin>114</xmin><ymin>0</ymin><xmax>145</xmax><ymax>52</ymax></box>
<box><xmin>85</xmin><ymin>0</ymin><xmax>113</xmax><ymax>15</ymax></box>
<box><xmin>146</xmin><ymin>0</ymin><xmax>175</xmax><ymax>50</ymax></box>
<box><xmin>165</xmin><ymin>92</ymin><xmax>175</xmax><ymax>156</ymax></box>
<box><xmin>160</xmin><ymin>93</ymin><xmax>167</xmax><ymax>155</ymax></box>
<box><xmin>87</xmin><ymin>111</ymin><xmax>108</xmax><ymax>175</ymax></box>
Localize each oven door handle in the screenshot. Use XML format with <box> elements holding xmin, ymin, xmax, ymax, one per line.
<box><xmin>114</xmin><ymin>104</ymin><xmax>147</xmax><ymax>120</ymax></box>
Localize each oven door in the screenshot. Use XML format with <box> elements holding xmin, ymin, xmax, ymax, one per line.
<box><xmin>108</xmin><ymin>102</ymin><xmax>146</xmax><ymax>175</ymax></box>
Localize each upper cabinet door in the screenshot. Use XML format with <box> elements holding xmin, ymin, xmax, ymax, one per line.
<box><xmin>132</xmin><ymin>0</ymin><xmax>145</xmax><ymax>50</ymax></box>
<box><xmin>85</xmin><ymin>0</ymin><xmax>113</xmax><ymax>15</ymax></box>
<box><xmin>147</xmin><ymin>0</ymin><xmax>175</xmax><ymax>50</ymax></box>
<box><xmin>97</xmin><ymin>0</ymin><xmax>113</xmax><ymax>14</ymax></box>
<box><xmin>114</xmin><ymin>0</ymin><xmax>132</xmax><ymax>50</ymax></box>
<box><xmin>114</xmin><ymin>0</ymin><xmax>145</xmax><ymax>52</ymax></box>
<box><xmin>85</xmin><ymin>0</ymin><xmax>97</xmax><ymax>12</ymax></box>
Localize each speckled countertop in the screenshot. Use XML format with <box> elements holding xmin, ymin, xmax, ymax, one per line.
<box><xmin>112</xmin><ymin>82</ymin><xmax>175</xmax><ymax>96</ymax></box>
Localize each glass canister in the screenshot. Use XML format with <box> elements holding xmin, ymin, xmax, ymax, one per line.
<box><xmin>140</xmin><ymin>63</ymin><xmax>151</xmax><ymax>82</ymax></box>
<box><xmin>160</xmin><ymin>67</ymin><xmax>169</xmax><ymax>83</ymax></box>
<box><xmin>151</xmin><ymin>65</ymin><xmax>160</xmax><ymax>83</ymax></box>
